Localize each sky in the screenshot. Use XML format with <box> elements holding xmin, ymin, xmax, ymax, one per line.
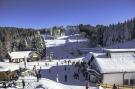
<box><xmin>0</xmin><ymin>0</ymin><xmax>135</xmax><ymax>29</ymax></box>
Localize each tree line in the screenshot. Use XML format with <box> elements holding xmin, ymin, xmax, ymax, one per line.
<box><xmin>0</xmin><ymin>27</ymin><xmax>46</xmax><ymax>59</ymax></box>
<box><xmin>39</xmin><ymin>17</ymin><xmax>135</xmax><ymax>47</ymax></box>
<box><xmin>1</xmin><ymin>17</ymin><xmax>134</xmax><ymax>59</ymax></box>
<box><xmin>79</xmin><ymin>17</ymin><xmax>135</xmax><ymax>47</ymax></box>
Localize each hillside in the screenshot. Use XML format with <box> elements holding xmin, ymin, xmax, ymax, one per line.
<box><xmin>79</xmin><ymin>17</ymin><xmax>135</xmax><ymax>47</ymax></box>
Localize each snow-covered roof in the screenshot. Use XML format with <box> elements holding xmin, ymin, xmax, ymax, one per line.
<box><xmin>82</xmin><ymin>52</ymin><xmax>92</xmax><ymax>63</ymax></box>
<box><xmin>92</xmin><ymin>51</ymin><xmax>135</xmax><ymax>73</ymax></box>
<box><xmin>9</xmin><ymin>51</ymin><xmax>33</xmax><ymax>59</ymax></box>
<box><xmin>0</xmin><ymin>62</ymin><xmax>19</xmax><ymax>72</ymax></box>
<box><xmin>105</xmin><ymin>49</ymin><xmax>135</xmax><ymax>53</ymax></box>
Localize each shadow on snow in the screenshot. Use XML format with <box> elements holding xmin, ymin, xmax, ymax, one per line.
<box><xmin>40</xmin><ymin>65</ymin><xmax>86</xmax><ymax>86</ymax></box>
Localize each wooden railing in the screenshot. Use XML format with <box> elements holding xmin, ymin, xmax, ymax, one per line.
<box><xmin>97</xmin><ymin>83</ymin><xmax>135</xmax><ymax>89</ymax></box>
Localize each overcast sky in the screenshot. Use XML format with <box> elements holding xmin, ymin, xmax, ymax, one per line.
<box><xmin>0</xmin><ymin>0</ymin><xmax>135</xmax><ymax>28</ymax></box>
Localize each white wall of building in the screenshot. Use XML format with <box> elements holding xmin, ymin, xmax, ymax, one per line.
<box><xmin>103</xmin><ymin>73</ymin><xmax>123</xmax><ymax>85</ymax></box>
<box><xmin>103</xmin><ymin>73</ymin><xmax>135</xmax><ymax>85</ymax></box>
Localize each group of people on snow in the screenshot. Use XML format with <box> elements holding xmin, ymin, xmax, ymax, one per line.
<box><xmin>32</xmin><ymin>65</ymin><xmax>42</xmax><ymax>82</ymax></box>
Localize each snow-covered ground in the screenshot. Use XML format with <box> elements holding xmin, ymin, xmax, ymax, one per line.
<box><xmin>11</xmin><ymin>33</ymin><xmax>135</xmax><ymax>89</ymax></box>
<box><xmin>3</xmin><ymin>34</ymin><xmax>135</xmax><ymax>89</ymax></box>
<box><xmin>13</xmin><ymin>34</ymin><xmax>98</xmax><ymax>89</ymax></box>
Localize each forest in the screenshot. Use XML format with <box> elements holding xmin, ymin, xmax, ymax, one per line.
<box><xmin>0</xmin><ymin>17</ymin><xmax>135</xmax><ymax>59</ymax></box>
<box><xmin>0</xmin><ymin>27</ymin><xmax>46</xmax><ymax>60</ymax></box>
<box><xmin>79</xmin><ymin>17</ymin><xmax>135</xmax><ymax>47</ymax></box>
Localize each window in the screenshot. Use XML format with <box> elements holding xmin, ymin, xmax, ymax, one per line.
<box><xmin>130</xmin><ymin>79</ymin><xmax>135</xmax><ymax>85</ymax></box>
<box><xmin>124</xmin><ymin>79</ymin><xmax>128</xmax><ymax>85</ymax></box>
<box><xmin>124</xmin><ymin>79</ymin><xmax>135</xmax><ymax>85</ymax></box>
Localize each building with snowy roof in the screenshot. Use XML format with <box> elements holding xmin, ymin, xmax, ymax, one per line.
<box><xmin>0</xmin><ymin>62</ymin><xmax>19</xmax><ymax>81</ymax></box>
<box><xmin>8</xmin><ymin>51</ymin><xmax>39</xmax><ymax>63</ymax></box>
<box><xmin>83</xmin><ymin>49</ymin><xmax>135</xmax><ymax>85</ymax></box>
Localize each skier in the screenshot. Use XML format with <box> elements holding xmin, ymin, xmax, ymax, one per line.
<box><xmin>78</xmin><ymin>68</ymin><xmax>80</xmax><ymax>73</ymax></box>
<box><xmin>36</xmin><ymin>73</ymin><xmax>39</xmax><ymax>82</ymax></box>
<box><xmin>86</xmin><ymin>81</ymin><xmax>89</xmax><ymax>89</ymax></box>
<box><xmin>64</xmin><ymin>60</ymin><xmax>67</xmax><ymax>64</ymax></box>
<box><xmin>64</xmin><ymin>74</ymin><xmax>67</xmax><ymax>82</ymax></box>
<box><xmin>68</xmin><ymin>60</ymin><xmax>70</xmax><ymax>65</ymax></box>
<box><xmin>49</xmin><ymin>69</ymin><xmax>51</xmax><ymax>73</ymax></box>
<box><xmin>73</xmin><ymin>72</ymin><xmax>77</xmax><ymax>79</ymax></box>
<box><xmin>64</xmin><ymin>66</ymin><xmax>67</xmax><ymax>71</ymax></box>
<box><xmin>38</xmin><ymin>68</ymin><xmax>41</xmax><ymax>74</ymax></box>
<box><xmin>77</xmin><ymin>73</ymin><xmax>79</xmax><ymax>80</ymax></box>
<box><xmin>33</xmin><ymin>65</ymin><xmax>36</xmax><ymax>71</ymax></box>
<box><xmin>56</xmin><ymin>62</ymin><xmax>58</xmax><ymax>66</ymax></box>
<box><xmin>45</xmin><ymin>62</ymin><xmax>48</xmax><ymax>66</ymax></box>
<box><xmin>56</xmin><ymin>73</ymin><xmax>59</xmax><ymax>82</ymax></box>
<box><xmin>22</xmin><ymin>79</ymin><xmax>25</xmax><ymax>89</ymax></box>
<box><xmin>39</xmin><ymin>73</ymin><xmax>42</xmax><ymax>80</ymax></box>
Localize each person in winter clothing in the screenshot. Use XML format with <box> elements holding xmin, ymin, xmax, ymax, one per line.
<box><xmin>22</xmin><ymin>79</ymin><xmax>25</xmax><ymax>88</ymax></box>
<box><xmin>86</xmin><ymin>81</ymin><xmax>89</xmax><ymax>89</ymax></box>
<box><xmin>56</xmin><ymin>73</ymin><xmax>59</xmax><ymax>82</ymax></box>
<box><xmin>36</xmin><ymin>74</ymin><xmax>40</xmax><ymax>82</ymax></box>
<box><xmin>49</xmin><ymin>69</ymin><xmax>51</xmax><ymax>73</ymax></box>
<box><xmin>64</xmin><ymin>74</ymin><xmax>67</xmax><ymax>82</ymax></box>
<box><xmin>64</xmin><ymin>66</ymin><xmax>67</xmax><ymax>71</ymax></box>
<box><xmin>113</xmin><ymin>84</ymin><xmax>117</xmax><ymax>89</ymax></box>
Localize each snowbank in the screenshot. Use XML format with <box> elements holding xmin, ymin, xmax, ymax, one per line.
<box><xmin>0</xmin><ymin>62</ymin><xmax>19</xmax><ymax>72</ymax></box>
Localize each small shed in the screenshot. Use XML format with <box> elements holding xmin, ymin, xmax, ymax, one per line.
<box><xmin>8</xmin><ymin>51</ymin><xmax>39</xmax><ymax>63</ymax></box>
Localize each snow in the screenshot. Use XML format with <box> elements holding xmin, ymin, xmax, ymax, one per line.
<box><xmin>9</xmin><ymin>51</ymin><xmax>33</xmax><ymax>59</ymax></box>
<box><xmin>99</xmin><ymin>86</ymin><xmax>104</xmax><ymax>89</ymax></box>
<box><xmin>0</xmin><ymin>62</ymin><xmax>19</xmax><ymax>72</ymax></box>
<box><xmin>45</xmin><ymin>39</ymin><xmax>66</xmax><ymax>47</ymax></box>
<box><xmin>45</xmin><ymin>34</ymin><xmax>88</xmax><ymax>48</ymax></box>
<box><xmin>6</xmin><ymin>34</ymin><xmax>135</xmax><ymax>89</ymax></box>
<box><xmin>105</xmin><ymin>48</ymin><xmax>135</xmax><ymax>52</ymax></box>
<box><xmin>9</xmin><ymin>34</ymin><xmax>98</xmax><ymax>89</ymax></box>
<box><xmin>92</xmin><ymin>51</ymin><xmax>135</xmax><ymax>73</ymax></box>
<box><xmin>82</xmin><ymin>38</ymin><xmax>135</xmax><ymax>74</ymax></box>
<box><xmin>93</xmin><ymin>39</ymin><xmax>135</xmax><ymax>74</ymax></box>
